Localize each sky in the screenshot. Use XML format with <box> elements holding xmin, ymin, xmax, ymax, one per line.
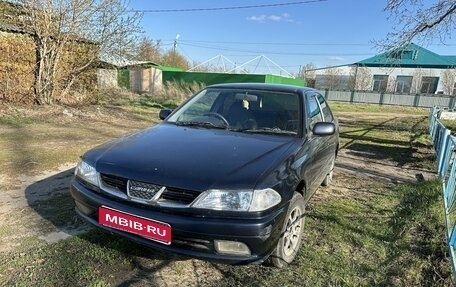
<box><xmin>127</xmin><ymin>0</ymin><xmax>456</xmax><ymax>75</ymax></box>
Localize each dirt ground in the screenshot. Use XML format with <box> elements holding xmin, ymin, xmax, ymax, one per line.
<box><xmin>0</xmin><ymin>104</ymin><xmax>158</xmax><ymax>252</ymax></box>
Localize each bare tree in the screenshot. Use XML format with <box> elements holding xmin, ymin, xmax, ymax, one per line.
<box><xmin>442</xmin><ymin>69</ymin><xmax>456</xmax><ymax>95</ymax></box>
<box><xmin>411</xmin><ymin>68</ymin><xmax>425</xmax><ymax>94</ymax></box>
<box><xmin>161</xmin><ymin>49</ymin><xmax>189</xmax><ymax>70</ymax></box>
<box><xmin>324</xmin><ymin>67</ymin><xmax>342</xmax><ymax>90</ymax></box>
<box><xmin>380</xmin><ymin>0</ymin><xmax>456</xmax><ymax>49</ymax></box>
<box><xmin>14</xmin><ymin>0</ymin><xmax>142</xmax><ymax>104</ymax></box>
<box><xmin>301</xmin><ymin>63</ymin><xmax>316</xmax><ymax>88</ymax></box>
<box><xmin>349</xmin><ymin>66</ymin><xmax>372</xmax><ymax>91</ymax></box>
<box><xmin>136</xmin><ymin>37</ymin><xmax>162</xmax><ymax>63</ymax></box>
<box><xmin>386</xmin><ymin>75</ymin><xmax>396</xmax><ymax>93</ymax></box>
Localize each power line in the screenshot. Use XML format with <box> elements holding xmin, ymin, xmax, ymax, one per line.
<box><xmin>176</xmin><ymin>45</ymin><xmax>194</xmax><ymax>63</ymax></box>
<box><xmin>170</xmin><ymin>39</ymin><xmax>456</xmax><ymax>47</ymax></box>
<box><xmin>130</xmin><ymin>0</ymin><xmax>327</xmax><ymax>13</ymax></box>
<box><xmin>180</xmin><ymin>42</ymin><xmax>372</xmax><ymax>56</ymax></box>
<box><xmin>177</xmin><ymin>39</ymin><xmax>371</xmax><ymax>46</ymax></box>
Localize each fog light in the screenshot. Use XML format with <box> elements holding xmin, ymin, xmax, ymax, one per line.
<box><xmin>214</xmin><ymin>240</ymin><xmax>251</xmax><ymax>256</ymax></box>
<box><xmin>75</xmin><ymin>201</ymin><xmax>94</xmax><ymax>215</ymax></box>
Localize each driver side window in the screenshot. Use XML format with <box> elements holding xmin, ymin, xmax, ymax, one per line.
<box><xmin>178</xmin><ymin>91</ymin><xmax>219</xmax><ymax>121</ymax></box>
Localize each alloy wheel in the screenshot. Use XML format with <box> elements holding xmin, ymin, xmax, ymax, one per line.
<box><xmin>282</xmin><ymin>206</ymin><xmax>303</xmax><ymax>257</ymax></box>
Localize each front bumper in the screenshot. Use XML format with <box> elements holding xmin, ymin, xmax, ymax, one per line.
<box><xmin>70</xmin><ymin>179</ymin><xmax>288</xmax><ymax>264</ymax></box>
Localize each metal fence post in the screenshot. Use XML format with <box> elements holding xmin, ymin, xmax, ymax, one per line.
<box><xmin>442</xmin><ymin>139</ymin><xmax>454</xmax><ymax>178</ymax></box>
<box><xmin>414</xmin><ymin>94</ymin><xmax>421</xmax><ymax>107</ymax></box>
<box><xmin>350</xmin><ymin>90</ymin><xmax>355</xmax><ymax>103</ymax></box>
<box><xmin>450</xmin><ymin>97</ymin><xmax>456</xmax><ymax>109</ymax></box>
<box><xmin>438</xmin><ymin>129</ymin><xmax>451</xmax><ymax>175</ymax></box>
<box><xmin>430</xmin><ymin>107</ymin><xmax>436</xmax><ymax>136</ymax></box>
<box><xmin>379</xmin><ymin>92</ymin><xmax>385</xmax><ymax>105</ymax></box>
<box><xmin>439</xmin><ymin>132</ymin><xmax>452</xmax><ymax>177</ymax></box>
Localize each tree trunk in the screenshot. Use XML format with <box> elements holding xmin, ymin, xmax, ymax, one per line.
<box><xmin>34</xmin><ymin>36</ymin><xmax>62</xmax><ymax>105</ymax></box>
<box><xmin>60</xmin><ymin>75</ymin><xmax>76</xmax><ymax>100</ymax></box>
<box><xmin>60</xmin><ymin>58</ymin><xmax>96</xmax><ymax>100</ymax></box>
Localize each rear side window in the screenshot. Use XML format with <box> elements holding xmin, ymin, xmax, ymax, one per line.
<box><xmin>317</xmin><ymin>94</ymin><xmax>333</xmax><ymax>122</ymax></box>
<box><xmin>307</xmin><ymin>94</ymin><xmax>323</xmax><ymax>129</ymax></box>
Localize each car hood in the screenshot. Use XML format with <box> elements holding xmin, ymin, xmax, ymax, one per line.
<box><xmin>84</xmin><ymin>123</ymin><xmax>299</xmax><ymax>192</ymax></box>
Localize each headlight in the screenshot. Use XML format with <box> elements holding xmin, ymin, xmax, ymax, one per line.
<box><xmin>191</xmin><ymin>188</ymin><xmax>281</xmax><ymax>212</ymax></box>
<box><xmin>75</xmin><ymin>160</ymin><xmax>99</xmax><ymax>187</ymax></box>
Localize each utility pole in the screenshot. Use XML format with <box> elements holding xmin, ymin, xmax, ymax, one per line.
<box><xmin>172</xmin><ymin>34</ymin><xmax>180</xmax><ymax>66</ymax></box>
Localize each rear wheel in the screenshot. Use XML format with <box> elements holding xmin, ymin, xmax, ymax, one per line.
<box><xmin>269</xmin><ymin>192</ymin><xmax>305</xmax><ymax>268</ymax></box>
<box><xmin>322</xmin><ymin>158</ymin><xmax>335</xmax><ymax>187</ymax></box>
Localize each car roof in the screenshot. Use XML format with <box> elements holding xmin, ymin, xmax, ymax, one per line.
<box><xmin>206</xmin><ymin>83</ymin><xmax>316</xmax><ymax>94</ymax></box>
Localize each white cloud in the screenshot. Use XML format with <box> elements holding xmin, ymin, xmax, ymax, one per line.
<box><xmin>328</xmin><ymin>56</ymin><xmax>345</xmax><ymax>61</ymax></box>
<box><xmin>246</xmin><ymin>15</ymin><xmax>266</xmax><ymax>22</ymax></box>
<box><xmin>269</xmin><ymin>15</ymin><xmax>282</xmax><ymax>21</ymax></box>
<box><xmin>246</xmin><ymin>13</ymin><xmax>293</xmax><ymax>23</ymax></box>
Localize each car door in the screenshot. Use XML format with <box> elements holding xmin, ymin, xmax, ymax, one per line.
<box><xmin>302</xmin><ymin>92</ymin><xmax>333</xmax><ymax>199</ymax></box>
<box><xmin>315</xmin><ymin>92</ymin><xmax>338</xmax><ymax>175</ymax></box>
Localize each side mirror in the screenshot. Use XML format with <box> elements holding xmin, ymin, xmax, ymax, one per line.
<box><xmin>159</xmin><ymin>109</ymin><xmax>172</xmax><ymax>120</ymax></box>
<box><xmin>312</xmin><ymin>122</ymin><xmax>335</xmax><ymax>136</ymax></box>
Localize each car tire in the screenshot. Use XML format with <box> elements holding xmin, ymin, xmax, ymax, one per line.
<box><xmin>321</xmin><ymin>158</ymin><xmax>335</xmax><ymax>187</ymax></box>
<box><xmin>269</xmin><ymin>192</ymin><xmax>305</xmax><ymax>268</ymax></box>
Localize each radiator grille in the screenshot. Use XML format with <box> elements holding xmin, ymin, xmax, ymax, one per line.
<box><xmin>99</xmin><ymin>173</ymin><xmax>200</xmax><ymax>205</ymax></box>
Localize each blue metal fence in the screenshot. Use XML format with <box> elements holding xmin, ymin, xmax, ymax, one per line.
<box><xmin>430</xmin><ymin>107</ymin><xmax>456</xmax><ymax>274</ymax></box>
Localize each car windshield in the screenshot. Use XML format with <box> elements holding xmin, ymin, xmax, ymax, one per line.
<box><xmin>167</xmin><ymin>88</ymin><xmax>300</xmax><ymax>136</ymax></box>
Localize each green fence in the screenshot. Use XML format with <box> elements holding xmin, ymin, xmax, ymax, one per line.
<box><xmin>161</xmin><ymin>71</ymin><xmax>305</xmax><ymax>87</ymax></box>
<box><xmin>117</xmin><ymin>69</ymin><xmax>130</xmax><ymax>89</ymax></box>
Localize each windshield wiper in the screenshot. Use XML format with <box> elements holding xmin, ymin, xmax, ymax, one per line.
<box><xmin>234</xmin><ymin>127</ymin><xmax>297</xmax><ymax>135</ymax></box>
<box><xmin>175</xmin><ymin>121</ymin><xmax>227</xmax><ymax>129</ymax></box>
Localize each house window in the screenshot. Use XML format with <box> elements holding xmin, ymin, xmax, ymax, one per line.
<box><xmin>395</xmin><ymin>76</ymin><xmax>413</xmax><ymax>93</ymax></box>
<box><xmin>453</xmin><ymin>83</ymin><xmax>456</xmax><ymax>96</ymax></box>
<box><xmin>389</xmin><ymin>50</ymin><xmax>416</xmax><ymax>60</ymax></box>
<box><xmin>401</xmin><ymin>50</ymin><xmax>415</xmax><ymax>60</ymax></box>
<box><xmin>372</xmin><ymin>75</ymin><xmax>388</xmax><ymax>92</ymax></box>
<box><xmin>420</xmin><ymin>77</ymin><xmax>439</xmax><ymax>94</ymax></box>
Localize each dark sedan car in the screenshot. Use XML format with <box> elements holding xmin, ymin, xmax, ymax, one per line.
<box><xmin>70</xmin><ymin>83</ymin><xmax>339</xmax><ymax>267</ymax></box>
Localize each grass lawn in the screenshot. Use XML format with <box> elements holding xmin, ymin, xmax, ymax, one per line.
<box><xmin>0</xmin><ymin>99</ymin><xmax>451</xmax><ymax>286</ymax></box>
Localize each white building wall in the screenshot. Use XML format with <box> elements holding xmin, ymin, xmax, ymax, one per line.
<box><xmin>313</xmin><ymin>65</ymin><xmax>453</xmax><ymax>94</ymax></box>
<box><xmin>366</xmin><ymin>67</ymin><xmax>449</xmax><ymax>93</ymax></box>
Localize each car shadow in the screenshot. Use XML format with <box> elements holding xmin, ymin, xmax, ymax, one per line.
<box><xmin>24</xmin><ymin>168</ymin><xmax>90</xmax><ymax>241</ymax></box>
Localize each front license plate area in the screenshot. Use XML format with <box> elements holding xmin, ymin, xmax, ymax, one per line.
<box><xmin>98</xmin><ymin>206</ymin><xmax>172</xmax><ymax>245</ymax></box>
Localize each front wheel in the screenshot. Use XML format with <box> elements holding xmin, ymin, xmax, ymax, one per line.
<box><xmin>269</xmin><ymin>192</ymin><xmax>305</xmax><ymax>268</ymax></box>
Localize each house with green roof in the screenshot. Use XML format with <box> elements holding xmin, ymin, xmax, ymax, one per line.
<box><xmin>312</xmin><ymin>43</ymin><xmax>456</xmax><ymax>95</ymax></box>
